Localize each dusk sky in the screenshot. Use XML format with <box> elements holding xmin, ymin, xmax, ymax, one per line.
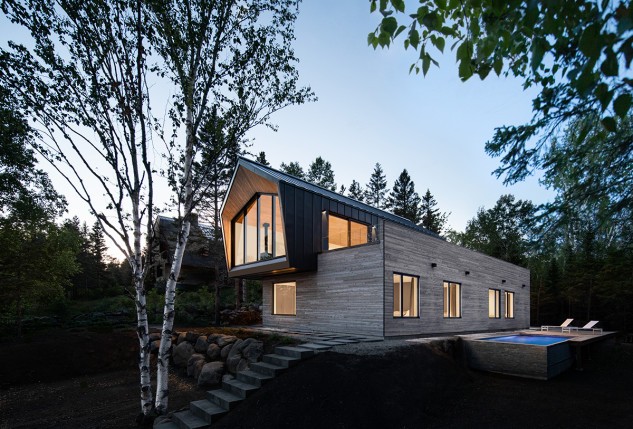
<box><xmin>248</xmin><ymin>0</ymin><xmax>554</xmax><ymax>231</ymax></box>
<box><xmin>1</xmin><ymin>0</ymin><xmax>557</xmax><ymax>249</ymax></box>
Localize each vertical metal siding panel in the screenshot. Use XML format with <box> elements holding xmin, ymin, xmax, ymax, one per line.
<box><xmin>330</xmin><ymin>200</ymin><xmax>337</xmax><ymax>213</ymax></box>
<box><xmin>313</xmin><ymin>195</ymin><xmax>322</xmax><ymax>253</ymax></box>
<box><xmin>345</xmin><ymin>205</ymin><xmax>352</xmax><ymax>218</ymax></box>
<box><xmin>295</xmin><ymin>188</ymin><xmax>305</xmax><ymax>268</ymax></box>
<box><xmin>283</xmin><ymin>184</ymin><xmax>296</xmax><ymax>266</ymax></box>
<box><xmin>352</xmin><ymin>208</ymin><xmax>359</xmax><ymax>220</ymax></box>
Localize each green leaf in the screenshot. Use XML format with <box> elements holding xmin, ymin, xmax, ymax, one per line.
<box><xmin>422</xmin><ymin>54</ymin><xmax>431</xmax><ymax>76</ymax></box>
<box><xmin>531</xmin><ymin>38</ymin><xmax>546</xmax><ymax>71</ymax></box>
<box><xmin>435</xmin><ymin>36</ymin><xmax>445</xmax><ymax>53</ymax></box>
<box><xmin>391</xmin><ymin>0</ymin><xmax>405</xmax><ymax>13</ymax></box>
<box><xmin>394</xmin><ymin>25</ymin><xmax>407</xmax><ymax>38</ymax></box>
<box><xmin>409</xmin><ymin>29</ymin><xmax>420</xmax><ymax>49</ymax></box>
<box><xmin>601</xmin><ymin>116</ymin><xmax>617</xmax><ymax>132</ymax></box>
<box><xmin>579</xmin><ymin>25</ymin><xmax>601</xmax><ymax>59</ymax></box>
<box><xmin>367</xmin><ymin>32</ymin><xmax>376</xmax><ymax>47</ymax></box>
<box><xmin>594</xmin><ymin>83</ymin><xmax>613</xmax><ymax>111</ymax></box>
<box><xmin>370</xmin><ymin>0</ymin><xmax>377</xmax><ymax>13</ymax></box>
<box><xmin>600</xmin><ymin>50</ymin><xmax>619</xmax><ymax>76</ymax></box>
<box><xmin>422</xmin><ymin>12</ymin><xmax>438</xmax><ymax>30</ymax></box>
<box><xmin>493</xmin><ymin>58</ymin><xmax>503</xmax><ymax>76</ymax></box>
<box><xmin>613</xmin><ymin>93</ymin><xmax>632</xmax><ymax>117</ymax></box>
<box><xmin>381</xmin><ymin>16</ymin><xmax>398</xmax><ymax>36</ymax></box>
<box><xmin>458</xmin><ymin>58</ymin><xmax>473</xmax><ymax>81</ymax></box>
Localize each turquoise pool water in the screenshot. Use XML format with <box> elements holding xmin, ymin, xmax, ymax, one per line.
<box><xmin>482</xmin><ymin>335</ymin><xmax>568</xmax><ymax>346</ymax></box>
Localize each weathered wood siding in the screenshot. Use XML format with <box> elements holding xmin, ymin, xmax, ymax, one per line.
<box><xmin>262</xmin><ymin>235</ymin><xmax>384</xmax><ymax>336</ymax></box>
<box><xmin>384</xmin><ymin>221</ymin><xmax>530</xmax><ymax>337</ymax></box>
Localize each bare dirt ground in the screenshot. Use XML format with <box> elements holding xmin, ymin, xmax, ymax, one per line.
<box><xmin>1</xmin><ymin>329</ymin><xmax>632</xmax><ymax>429</ymax></box>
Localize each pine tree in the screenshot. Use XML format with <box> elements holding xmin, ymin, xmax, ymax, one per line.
<box><xmin>419</xmin><ymin>189</ymin><xmax>449</xmax><ymax>234</ymax></box>
<box><xmin>386</xmin><ymin>169</ymin><xmax>421</xmax><ymax>223</ymax></box>
<box><xmin>306</xmin><ymin>156</ymin><xmax>336</xmax><ymax>190</ymax></box>
<box><xmin>347</xmin><ymin>180</ymin><xmax>364</xmax><ymax>201</ymax></box>
<box><xmin>364</xmin><ymin>163</ymin><xmax>387</xmax><ymax>208</ymax></box>
<box><xmin>255</xmin><ymin>151</ymin><xmax>270</xmax><ymax>166</ymax></box>
<box><xmin>89</xmin><ymin>220</ymin><xmax>107</xmax><ymax>289</ymax></box>
<box><xmin>279</xmin><ymin>161</ymin><xmax>305</xmax><ymax>179</ymax></box>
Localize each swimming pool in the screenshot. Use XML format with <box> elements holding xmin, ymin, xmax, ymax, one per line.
<box><xmin>464</xmin><ymin>334</ymin><xmax>573</xmax><ymax>379</ymax></box>
<box><xmin>481</xmin><ymin>334</ymin><xmax>568</xmax><ymax>346</ymax></box>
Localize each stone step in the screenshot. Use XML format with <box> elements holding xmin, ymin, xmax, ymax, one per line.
<box><xmin>327</xmin><ymin>338</ymin><xmax>359</xmax><ymax>344</ymax></box>
<box><xmin>275</xmin><ymin>345</ymin><xmax>315</xmax><ymax>359</ymax></box>
<box><xmin>263</xmin><ymin>353</ymin><xmax>301</xmax><ymax>368</ymax></box>
<box><xmin>298</xmin><ymin>342</ymin><xmax>332</xmax><ymax>351</ymax></box>
<box><xmin>189</xmin><ymin>399</ymin><xmax>227</xmax><ymax>424</ymax></box>
<box><xmin>223</xmin><ymin>378</ymin><xmax>259</xmax><ymax>399</ymax></box>
<box><xmin>206</xmin><ymin>388</ymin><xmax>242</xmax><ymax>410</ymax></box>
<box><xmin>154</xmin><ymin>420</ymin><xmax>179</xmax><ymax>429</ymax></box>
<box><xmin>172</xmin><ymin>410</ymin><xmax>210</xmax><ymax>429</ymax></box>
<box><xmin>309</xmin><ymin>339</ymin><xmax>347</xmax><ymax>346</ymax></box>
<box><xmin>236</xmin><ymin>369</ymin><xmax>274</xmax><ymax>387</ymax></box>
<box><xmin>250</xmin><ymin>361</ymin><xmax>286</xmax><ymax>377</ymax></box>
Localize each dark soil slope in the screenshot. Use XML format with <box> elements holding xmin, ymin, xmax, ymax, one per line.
<box><xmin>213</xmin><ymin>342</ymin><xmax>633</xmax><ymax>429</ymax></box>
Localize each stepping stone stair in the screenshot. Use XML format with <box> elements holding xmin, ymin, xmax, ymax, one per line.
<box><xmin>156</xmin><ymin>345</ymin><xmax>322</xmax><ymax>429</ymax></box>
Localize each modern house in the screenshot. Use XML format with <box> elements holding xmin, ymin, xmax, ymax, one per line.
<box><xmin>220</xmin><ymin>158</ymin><xmax>530</xmax><ymax>337</ymax></box>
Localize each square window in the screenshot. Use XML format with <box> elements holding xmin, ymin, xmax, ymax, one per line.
<box><xmin>273</xmin><ymin>282</ymin><xmax>296</xmax><ymax>316</ymax></box>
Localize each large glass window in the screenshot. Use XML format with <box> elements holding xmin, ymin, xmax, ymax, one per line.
<box><xmin>273</xmin><ymin>282</ymin><xmax>296</xmax><ymax>315</ymax></box>
<box><xmin>505</xmin><ymin>291</ymin><xmax>515</xmax><ymax>318</ymax></box>
<box><xmin>489</xmin><ymin>289</ymin><xmax>501</xmax><ymax>318</ymax></box>
<box><xmin>232</xmin><ymin>194</ymin><xmax>286</xmax><ymax>266</ymax></box>
<box><xmin>327</xmin><ymin>213</ymin><xmax>369</xmax><ymax>250</ymax></box>
<box><xmin>393</xmin><ymin>273</ymin><xmax>419</xmax><ymax>317</ymax></box>
<box><xmin>245</xmin><ymin>200</ymin><xmax>257</xmax><ymax>263</ymax></box>
<box><xmin>443</xmin><ymin>281</ymin><xmax>461</xmax><ymax>318</ymax></box>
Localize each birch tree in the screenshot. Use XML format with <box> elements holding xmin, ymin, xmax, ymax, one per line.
<box><xmin>1</xmin><ymin>0</ymin><xmax>158</xmax><ymax>419</ymax></box>
<box><xmin>146</xmin><ymin>0</ymin><xmax>314</xmax><ymax>414</ymax></box>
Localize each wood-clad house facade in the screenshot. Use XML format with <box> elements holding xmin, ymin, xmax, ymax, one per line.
<box><xmin>221</xmin><ymin>158</ymin><xmax>530</xmax><ymax>337</ymax></box>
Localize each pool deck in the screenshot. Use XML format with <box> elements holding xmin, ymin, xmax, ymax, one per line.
<box><xmin>461</xmin><ymin>328</ymin><xmax>618</xmax><ymax>371</ymax></box>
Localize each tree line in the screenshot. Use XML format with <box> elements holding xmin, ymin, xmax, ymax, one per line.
<box><xmin>255</xmin><ymin>152</ymin><xmax>450</xmax><ymax>235</ymax></box>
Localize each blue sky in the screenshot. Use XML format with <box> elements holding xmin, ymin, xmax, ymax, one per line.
<box><xmin>2</xmin><ymin>1</ymin><xmax>555</xmax><ymax>242</ymax></box>
<box><xmin>248</xmin><ymin>0</ymin><xmax>554</xmax><ymax>231</ymax></box>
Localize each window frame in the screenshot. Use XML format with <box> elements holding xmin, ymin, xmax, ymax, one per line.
<box><xmin>443</xmin><ymin>281</ymin><xmax>462</xmax><ymax>319</ymax></box>
<box><xmin>272</xmin><ymin>281</ymin><xmax>296</xmax><ymax>316</ymax></box>
<box><xmin>231</xmin><ymin>193</ymin><xmax>286</xmax><ymax>267</ymax></box>
<box><xmin>488</xmin><ymin>288</ymin><xmax>501</xmax><ymax>319</ymax></box>
<box><xmin>326</xmin><ymin>212</ymin><xmax>370</xmax><ymax>251</ymax></box>
<box><xmin>393</xmin><ymin>272</ymin><xmax>420</xmax><ymax>318</ymax></box>
<box><xmin>504</xmin><ymin>291</ymin><xmax>515</xmax><ymax>319</ymax></box>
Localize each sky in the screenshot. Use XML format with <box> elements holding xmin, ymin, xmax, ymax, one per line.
<box><xmin>246</xmin><ymin>0</ymin><xmax>554</xmax><ymax>231</ymax></box>
<box><xmin>2</xmin><ymin>1</ymin><xmax>557</xmax><ymax>257</ymax></box>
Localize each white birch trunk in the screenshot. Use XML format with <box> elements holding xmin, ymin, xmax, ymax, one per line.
<box><xmin>132</xmin><ymin>201</ymin><xmax>153</xmax><ymax>415</ymax></box>
<box><xmin>154</xmin><ymin>95</ymin><xmax>195</xmax><ymax>415</ymax></box>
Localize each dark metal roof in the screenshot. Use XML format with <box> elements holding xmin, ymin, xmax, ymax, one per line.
<box><xmin>237</xmin><ymin>157</ymin><xmax>442</xmax><ymax>240</ymax></box>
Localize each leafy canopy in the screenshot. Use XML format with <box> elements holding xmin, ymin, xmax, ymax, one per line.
<box><xmin>369</xmin><ymin>0</ymin><xmax>633</xmax><ymax>210</ymax></box>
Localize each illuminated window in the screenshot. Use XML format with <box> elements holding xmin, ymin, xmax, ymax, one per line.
<box><xmin>393</xmin><ymin>273</ymin><xmax>419</xmax><ymax>318</ymax></box>
<box><xmin>327</xmin><ymin>213</ymin><xmax>369</xmax><ymax>250</ymax></box>
<box><xmin>505</xmin><ymin>291</ymin><xmax>514</xmax><ymax>318</ymax></box>
<box><xmin>489</xmin><ymin>289</ymin><xmax>501</xmax><ymax>318</ymax></box>
<box><xmin>232</xmin><ymin>194</ymin><xmax>286</xmax><ymax>266</ymax></box>
<box><xmin>443</xmin><ymin>281</ymin><xmax>461</xmax><ymax>318</ymax></box>
<box><xmin>273</xmin><ymin>282</ymin><xmax>296</xmax><ymax>315</ymax></box>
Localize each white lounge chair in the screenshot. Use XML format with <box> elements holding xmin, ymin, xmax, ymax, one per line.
<box><xmin>562</xmin><ymin>320</ymin><xmax>602</xmax><ymax>334</ymax></box>
<box><xmin>541</xmin><ymin>319</ymin><xmax>574</xmax><ymax>332</ymax></box>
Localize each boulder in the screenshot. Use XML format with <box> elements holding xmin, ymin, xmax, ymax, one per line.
<box><xmin>206</xmin><ymin>344</ymin><xmax>221</xmax><ymax>361</ymax></box>
<box><xmin>150</xmin><ymin>340</ymin><xmax>161</xmax><ymax>354</ymax></box>
<box><xmin>198</xmin><ymin>362</ymin><xmax>225</xmax><ymax>387</ymax></box>
<box><xmin>194</xmin><ymin>336</ymin><xmax>209</xmax><ymax>354</ymax></box>
<box><xmin>226</xmin><ymin>338</ymin><xmax>263</xmax><ymax>374</ymax></box>
<box><xmin>185</xmin><ymin>331</ymin><xmax>200</xmax><ymax>343</ymax></box>
<box><xmin>207</xmin><ymin>334</ymin><xmax>222</xmax><ymax>344</ymax></box>
<box><xmin>172</xmin><ymin>342</ymin><xmax>194</xmax><ymax>367</ymax></box>
<box><xmin>187</xmin><ymin>353</ymin><xmax>206</xmax><ymax>377</ymax></box>
<box><xmin>222</xmin><ymin>374</ymin><xmax>235</xmax><ymax>383</ymax></box>
<box><xmin>176</xmin><ymin>333</ymin><xmax>187</xmax><ymax>345</ymax></box>
<box><xmin>216</xmin><ymin>335</ymin><xmax>238</xmax><ymax>347</ymax></box>
<box><xmin>149</xmin><ymin>332</ymin><xmax>161</xmax><ymax>342</ymax></box>
<box><xmin>220</xmin><ymin>343</ymin><xmax>234</xmax><ymax>360</ymax></box>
